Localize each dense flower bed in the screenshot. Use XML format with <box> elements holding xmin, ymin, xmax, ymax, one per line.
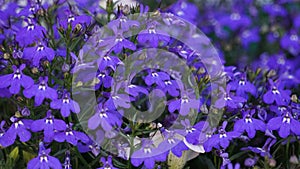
<box><xmin>0</xmin><ymin>0</ymin><xmax>299</xmax><ymax>169</ymax></box>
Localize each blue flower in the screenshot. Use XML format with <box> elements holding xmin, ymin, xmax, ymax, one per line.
<box><xmin>203</xmin><ymin>121</ymin><xmax>240</xmax><ymax>152</ymax></box>
<box><xmin>263</xmin><ymin>79</ymin><xmax>291</xmax><ymax>105</ymax></box>
<box><xmin>97</xmin><ymin>156</ymin><xmax>118</xmax><ymax>169</ymax></box>
<box><xmin>242</xmin><ymin>138</ymin><xmax>276</xmax><ymax>158</ymax></box>
<box><xmin>0</xmin><ymin>64</ymin><xmax>34</xmax><ymax>94</ymax></box>
<box><xmin>53</xmin><ymin>123</ymin><xmax>89</xmax><ymax>146</ymax></box>
<box><xmin>24</xmin><ymin>77</ymin><xmax>58</xmax><ymax>106</ymax></box>
<box><xmin>23</xmin><ymin>42</ymin><xmax>55</xmax><ymax>66</ymax></box>
<box><xmin>267</xmin><ymin>111</ymin><xmax>300</xmax><ymax>138</ymax></box>
<box><xmin>234</xmin><ymin>109</ymin><xmax>266</xmax><ymax>138</ymax></box>
<box><xmin>131</xmin><ymin>139</ymin><xmax>168</xmax><ymax>169</ymax></box>
<box><xmin>215</xmin><ymin>85</ymin><xmax>246</xmax><ymax>109</ymax></box>
<box><xmin>27</xmin><ymin>142</ymin><xmax>62</xmax><ymax>169</ymax></box>
<box><xmin>5</xmin><ymin>117</ymin><xmax>32</xmax><ymax>146</ymax></box>
<box><xmin>15</xmin><ymin>19</ymin><xmax>46</xmax><ymax>46</ymax></box>
<box><xmin>31</xmin><ymin>110</ymin><xmax>66</xmax><ymax>142</ymax></box>
<box><xmin>50</xmin><ymin>92</ymin><xmax>80</xmax><ymax>117</ymax></box>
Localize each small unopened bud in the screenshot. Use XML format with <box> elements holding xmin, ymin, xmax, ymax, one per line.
<box><xmin>62</xmin><ymin>63</ymin><xmax>70</xmax><ymax>72</ymax></box>
<box><xmin>267</xmin><ymin>69</ymin><xmax>276</xmax><ymax>78</ymax></box>
<box><xmin>73</xmin><ymin>24</ymin><xmax>82</xmax><ymax>34</ymax></box>
<box><xmin>43</xmin><ymin>60</ymin><xmax>50</xmax><ymax>67</ymax></box>
<box><xmin>21</xmin><ymin>107</ymin><xmax>30</xmax><ymax>116</ymax></box>
<box><xmin>31</xmin><ymin>67</ymin><xmax>39</xmax><ymax>74</ymax></box>
<box><xmin>291</xmin><ymin>94</ymin><xmax>298</xmax><ymax>103</ymax></box>
<box><xmin>290</xmin><ymin>155</ymin><xmax>299</xmax><ymax>164</ymax></box>
<box><xmin>37</xmin><ymin>9</ymin><xmax>45</xmax><ymax>16</ymax></box>
<box><xmin>64</xmin><ymin>72</ymin><xmax>69</xmax><ymax>78</ymax></box>
<box><xmin>3</xmin><ymin>53</ymin><xmax>10</xmax><ymax>59</ymax></box>
<box><xmin>16</xmin><ymin>96</ymin><xmax>23</xmax><ymax>102</ymax></box>
<box><xmin>268</xmin><ymin>158</ymin><xmax>276</xmax><ymax>167</ymax></box>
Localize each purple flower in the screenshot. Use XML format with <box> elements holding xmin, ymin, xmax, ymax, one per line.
<box><xmin>31</xmin><ymin>110</ymin><xmax>66</xmax><ymax>142</ymax></box>
<box><xmin>242</xmin><ymin>138</ymin><xmax>276</xmax><ymax>158</ymax></box>
<box><xmin>23</xmin><ymin>42</ymin><xmax>55</xmax><ymax>66</ymax></box>
<box><xmin>50</xmin><ymin>92</ymin><xmax>80</xmax><ymax>117</ymax></box>
<box><xmin>263</xmin><ymin>4</ymin><xmax>287</xmax><ymax>17</ymax></box>
<box><xmin>157</xmin><ymin>129</ymin><xmax>189</xmax><ymax>157</ymax></box>
<box><xmin>15</xmin><ymin>19</ymin><xmax>46</xmax><ymax>46</ymax></box>
<box><xmin>168</xmin><ymin>93</ymin><xmax>199</xmax><ymax>116</ymax></box>
<box><xmin>230</xmin><ymin>73</ymin><xmax>256</xmax><ymax>98</ymax></box>
<box><xmin>108</xmin><ymin>14</ymin><xmax>139</xmax><ymax>31</ymax></box>
<box><xmin>218</xmin><ymin>12</ymin><xmax>251</xmax><ymax>31</ymax></box>
<box><xmin>240</xmin><ymin>28</ymin><xmax>260</xmax><ymax>48</ymax></box>
<box><xmin>168</xmin><ymin>0</ymin><xmax>199</xmax><ymax>23</ymax></box>
<box><xmin>17</xmin><ymin>1</ymin><xmax>40</xmax><ymax>17</ymax></box>
<box><xmin>0</xmin><ymin>121</ymin><xmax>13</xmax><ymax>147</ymax></box>
<box><xmin>234</xmin><ymin>109</ymin><xmax>266</xmax><ymax>138</ymax></box>
<box><xmin>97</xmin><ymin>156</ymin><xmax>118</xmax><ymax>169</ymax></box>
<box><xmin>97</xmin><ymin>55</ymin><xmax>122</xmax><ymax>72</ymax></box>
<box><xmin>59</xmin><ymin>10</ymin><xmax>92</xmax><ymax>29</ymax></box>
<box><xmin>0</xmin><ymin>64</ymin><xmax>34</xmax><ymax>94</ymax></box>
<box><xmin>23</xmin><ymin>77</ymin><xmax>58</xmax><ymax>106</ymax></box>
<box><xmin>96</xmin><ymin>70</ymin><xmax>113</xmax><ymax>89</ymax></box>
<box><xmin>27</xmin><ymin>142</ymin><xmax>62</xmax><ymax>169</ymax></box>
<box><xmin>215</xmin><ymin>85</ymin><xmax>247</xmax><ymax>109</ymax></box>
<box><xmin>267</xmin><ymin>111</ymin><xmax>300</xmax><ymax>138</ymax></box>
<box><xmin>53</xmin><ymin>123</ymin><xmax>89</xmax><ymax>146</ymax></box>
<box><xmin>131</xmin><ymin>140</ymin><xmax>167</xmax><ymax>169</ymax></box>
<box><xmin>144</xmin><ymin>70</ymin><xmax>170</xmax><ymax>87</ymax></box>
<box><xmin>5</xmin><ymin>117</ymin><xmax>32</xmax><ymax>146</ymax></box>
<box><xmin>137</xmin><ymin>22</ymin><xmax>170</xmax><ymax>48</ymax></box>
<box><xmin>125</xmin><ymin>84</ymin><xmax>149</xmax><ymax>97</ymax></box>
<box><xmin>263</xmin><ymin>79</ymin><xmax>291</xmax><ymax>105</ymax></box>
<box><xmin>63</xmin><ymin>151</ymin><xmax>72</xmax><ymax>169</ymax></box>
<box><xmin>88</xmin><ymin>104</ymin><xmax>122</xmax><ymax>131</ymax></box>
<box><xmin>280</xmin><ymin>32</ymin><xmax>300</xmax><ymax>56</ymax></box>
<box><xmin>203</xmin><ymin>121</ymin><xmax>240</xmax><ymax>152</ymax></box>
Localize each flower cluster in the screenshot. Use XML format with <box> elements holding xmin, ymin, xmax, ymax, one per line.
<box><xmin>0</xmin><ymin>0</ymin><xmax>299</xmax><ymax>169</ymax></box>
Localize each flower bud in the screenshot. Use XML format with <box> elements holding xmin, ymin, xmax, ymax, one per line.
<box><xmin>62</xmin><ymin>63</ymin><xmax>70</xmax><ymax>72</ymax></box>
<box><xmin>268</xmin><ymin>158</ymin><xmax>276</xmax><ymax>167</ymax></box>
<box><xmin>21</xmin><ymin>107</ymin><xmax>30</xmax><ymax>116</ymax></box>
<box><xmin>291</xmin><ymin>94</ymin><xmax>298</xmax><ymax>103</ymax></box>
<box><xmin>31</xmin><ymin>67</ymin><xmax>39</xmax><ymax>74</ymax></box>
<box><xmin>289</xmin><ymin>155</ymin><xmax>299</xmax><ymax>164</ymax></box>
<box><xmin>3</xmin><ymin>53</ymin><xmax>10</xmax><ymax>59</ymax></box>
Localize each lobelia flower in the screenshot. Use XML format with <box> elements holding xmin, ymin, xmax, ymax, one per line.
<box><xmin>0</xmin><ymin>2</ymin><xmax>18</xmax><ymax>27</ymax></box>
<box><xmin>88</xmin><ymin>104</ymin><xmax>122</xmax><ymax>131</ymax></box>
<box><xmin>241</xmin><ymin>138</ymin><xmax>276</xmax><ymax>158</ymax></box>
<box><xmin>263</xmin><ymin>79</ymin><xmax>291</xmax><ymax>105</ymax></box>
<box><xmin>63</xmin><ymin>151</ymin><xmax>72</xmax><ymax>169</ymax></box>
<box><xmin>157</xmin><ymin>129</ymin><xmax>189</xmax><ymax>157</ymax></box>
<box><xmin>131</xmin><ymin>139</ymin><xmax>168</xmax><ymax>169</ymax></box>
<box><xmin>240</xmin><ymin>28</ymin><xmax>260</xmax><ymax>49</ymax></box>
<box><xmin>218</xmin><ymin>12</ymin><xmax>251</xmax><ymax>31</ymax></box>
<box><xmin>27</xmin><ymin>142</ymin><xmax>62</xmax><ymax>169</ymax></box>
<box><xmin>5</xmin><ymin>116</ymin><xmax>32</xmax><ymax>146</ymax></box>
<box><xmin>23</xmin><ymin>77</ymin><xmax>58</xmax><ymax>106</ymax></box>
<box><xmin>280</xmin><ymin>31</ymin><xmax>300</xmax><ymax>56</ymax></box>
<box><xmin>50</xmin><ymin>92</ymin><xmax>80</xmax><ymax>117</ymax></box>
<box><xmin>168</xmin><ymin>93</ymin><xmax>199</xmax><ymax>116</ymax></box>
<box><xmin>144</xmin><ymin>70</ymin><xmax>170</xmax><ymax>87</ymax></box>
<box><xmin>53</xmin><ymin>123</ymin><xmax>89</xmax><ymax>146</ymax></box>
<box><xmin>23</xmin><ymin>42</ymin><xmax>55</xmax><ymax>66</ymax></box>
<box><xmin>203</xmin><ymin>121</ymin><xmax>240</xmax><ymax>152</ymax></box>
<box><xmin>97</xmin><ymin>156</ymin><xmax>118</xmax><ymax>169</ymax></box>
<box><xmin>108</xmin><ymin>14</ymin><xmax>139</xmax><ymax>31</ymax></box>
<box><xmin>17</xmin><ymin>1</ymin><xmax>40</xmax><ymax>17</ymax></box>
<box><xmin>267</xmin><ymin>111</ymin><xmax>300</xmax><ymax>138</ymax></box>
<box><xmin>168</xmin><ymin>0</ymin><xmax>199</xmax><ymax>23</ymax></box>
<box><xmin>175</xmin><ymin>119</ymin><xmax>205</xmax><ymax>145</ymax></box>
<box><xmin>59</xmin><ymin>9</ymin><xmax>92</xmax><ymax>29</ymax></box>
<box><xmin>159</xmin><ymin>79</ymin><xmax>180</xmax><ymax>97</ymax></box>
<box><xmin>15</xmin><ymin>18</ymin><xmax>46</xmax><ymax>46</ymax></box>
<box><xmin>263</xmin><ymin>4</ymin><xmax>287</xmax><ymax>17</ymax></box>
<box><xmin>104</xmin><ymin>28</ymin><xmax>136</xmax><ymax>54</ymax></box>
<box><xmin>0</xmin><ymin>64</ymin><xmax>34</xmax><ymax>94</ymax></box>
<box><xmin>0</xmin><ymin>121</ymin><xmax>13</xmax><ymax>147</ymax></box>
<box><xmin>137</xmin><ymin>22</ymin><xmax>170</xmax><ymax>48</ymax></box>
<box><xmin>31</xmin><ymin>110</ymin><xmax>66</xmax><ymax>142</ymax></box>
<box><xmin>97</xmin><ymin>54</ymin><xmax>122</xmax><ymax>72</ymax></box>
<box><xmin>125</xmin><ymin>84</ymin><xmax>149</xmax><ymax>97</ymax></box>
<box><xmin>214</xmin><ymin>85</ymin><xmax>247</xmax><ymax>109</ymax></box>
<box><xmin>230</xmin><ymin>73</ymin><xmax>256</xmax><ymax>98</ymax></box>
<box><xmin>95</xmin><ymin>70</ymin><xmax>113</xmax><ymax>89</ymax></box>
<box><xmin>234</xmin><ymin>109</ymin><xmax>266</xmax><ymax>138</ymax></box>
